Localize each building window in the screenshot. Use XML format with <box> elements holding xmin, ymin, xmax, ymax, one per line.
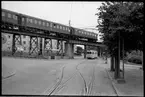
<box><xmin>8</xmin><ymin>13</ymin><xmax>12</xmax><ymax>18</ymax></box>
<box><xmin>2</xmin><ymin>12</ymin><xmax>5</xmax><ymax>16</ymax></box>
<box><xmin>23</xmin><ymin>41</ymin><xmax>26</xmax><ymax>44</ymax></box>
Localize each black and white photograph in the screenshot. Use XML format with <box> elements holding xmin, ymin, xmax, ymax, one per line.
<box><xmin>1</xmin><ymin>1</ymin><xmax>144</xmax><ymax>96</ymax></box>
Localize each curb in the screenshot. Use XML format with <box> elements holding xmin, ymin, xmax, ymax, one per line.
<box><xmin>105</xmin><ymin>68</ymin><xmax>122</xmax><ymax>96</ymax></box>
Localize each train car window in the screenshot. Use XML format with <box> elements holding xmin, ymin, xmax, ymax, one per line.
<box><xmin>30</xmin><ymin>19</ymin><xmax>33</xmax><ymax>23</ymax></box>
<box><xmin>53</xmin><ymin>24</ymin><xmax>56</xmax><ymax>28</ymax></box>
<box><xmin>43</xmin><ymin>22</ymin><xmax>45</xmax><ymax>26</ymax></box>
<box><xmin>38</xmin><ymin>21</ymin><xmax>41</xmax><ymax>25</ymax></box>
<box><xmin>34</xmin><ymin>20</ymin><xmax>37</xmax><ymax>24</ymax></box>
<box><xmin>57</xmin><ymin>25</ymin><xmax>59</xmax><ymax>29</ymax></box>
<box><xmin>8</xmin><ymin>13</ymin><xmax>12</xmax><ymax>18</ymax></box>
<box><xmin>47</xmin><ymin>23</ymin><xmax>49</xmax><ymax>26</ymax></box>
<box><xmin>13</xmin><ymin>15</ymin><xmax>17</xmax><ymax>20</ymax></box>
<box><xmin>60</xmin><ymin>25</ymin><xmax>62</xmax><ymax>29</ymax></box>
<box><xmin>22</xmin><ymin>18</ymin><xmax>24</xmax><ymax>22</ymax></box>
<box><xmin>26</xmin><ymin>18</ymin><xmax>29</xmax><ymax>23</ymax></box>
<box><xmin>2</xmin><ymin>12</ymin><xmax>5</xmax><ymax>16</ymax></box>
<box><xmin>50</xmin><ymin>23</ymin><xmax>53</xmax><ymax>27</ymax></box>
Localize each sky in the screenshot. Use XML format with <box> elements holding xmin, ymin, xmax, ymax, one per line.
<box><xmin>2</xmin><ymin>1</ymin><xmax>103</xmax><ymax>42</ymax></box>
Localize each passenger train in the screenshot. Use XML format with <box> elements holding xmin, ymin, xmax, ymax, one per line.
<box><xmin>2</xmin><ymin>9</ymin><xmax>98</xmax><ymax>40</ymax></box>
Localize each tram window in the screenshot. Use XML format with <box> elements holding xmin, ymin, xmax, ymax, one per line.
<box><xmin>2</xmin><ymin>12</ymin><xmax>5</xmax><ymax>16</ymax></box>
<box><xmin>8</xmin><ymin>13</ymin><xmax>12</xmax><ymax>18</ymax></box>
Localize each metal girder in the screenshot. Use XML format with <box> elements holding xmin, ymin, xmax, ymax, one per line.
<box><xmin>39</xmin><ymin>37</ymin><xmax>43</xmax><ymax>56</ymax></box>
<box><xmin>12</xmin><ymin>34</ymin><xmax>22</xmax><ymax>55</ymax></box>
<box><xmin>29</xmin><ymin>36</ymin><xmax>38</xmax><ymax>56</ymax></box>
<box><xmin>57</xmin><ymin>40</ymin><xmax>63</xmax><ymax>56</ymax></box>
<box><xmin>44</xmin><ymin>38</ymin><xmax>52</xmax><ymax>56</ymax></box>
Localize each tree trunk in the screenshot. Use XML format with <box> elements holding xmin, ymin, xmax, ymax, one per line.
<box><xmin>110</xmin><ymin>55</ymin><xmax>115</xmax><ymax>71</ymax></box>
<box><xmin>114</xmin><ymin>54</ymin><xmax>117</xmax><ymax>79</ymax></box>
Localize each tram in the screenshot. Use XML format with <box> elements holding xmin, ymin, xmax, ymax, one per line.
<box><xmin>86</xmin><ymin>50</ymin><xmax>98</xmax><ymax>59</ymax></box>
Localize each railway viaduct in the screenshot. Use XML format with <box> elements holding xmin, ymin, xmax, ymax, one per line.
<box><xmin>2</xmin><ymin>9</ymin><xmax>106</xmax><ymax>59</ymax></box>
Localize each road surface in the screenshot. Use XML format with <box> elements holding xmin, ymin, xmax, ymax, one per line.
<box><xmin>2</xmin><ymin>57</ymin><xmax>117</xmax><ymax>96</ymax></box>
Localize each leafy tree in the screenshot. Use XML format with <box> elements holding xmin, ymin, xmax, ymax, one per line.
<box><xmin>96</xmin><ymin>2</ymin><xmax>144</xmax><ymax>78</ymax></box>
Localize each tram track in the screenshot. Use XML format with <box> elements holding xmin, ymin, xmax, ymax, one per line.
<box><xmin>43</xmin><ymin>60</ymin><xmax>99</xmax><ymax>96</ymax></box>
<box><xmin>87</xmin><ymin>64</ymin><xmax>95</xmax><ymax>95</ymax></box>
<box><xmin>43</xmin><ymin>60</ymin><xmax>87</xmax><ymax>95</ymax></box>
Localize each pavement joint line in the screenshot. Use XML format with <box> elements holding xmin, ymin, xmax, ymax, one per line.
<box><xmin>105</xmin><ymin>68</ymin><xmax>122</xmax><ymax>96</ymax></box>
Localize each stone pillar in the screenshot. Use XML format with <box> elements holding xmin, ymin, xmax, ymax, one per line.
<box><xmin>84</xmin><ymin>45</ymin><xmax>87</xmax><ymax>59</ymax></box>
<box><xmin>65</xmin><ymin>42</ymin><xmax>74</xmax><ymax>59</ymax></box>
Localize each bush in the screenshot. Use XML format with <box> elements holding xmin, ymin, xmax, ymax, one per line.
<box><xmin>128</xmin><ymin>55</ymin><xmax>142</xmax><ymax>64</ymax></box>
